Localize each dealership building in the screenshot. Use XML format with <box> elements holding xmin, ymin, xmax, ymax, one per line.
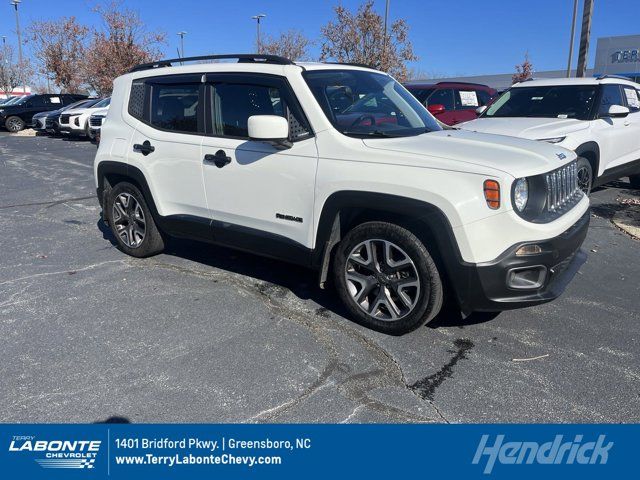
<box><xmin>426</xmin><ymin>34</ymin><xmax>640</xmax><ymax>91</ymax></box>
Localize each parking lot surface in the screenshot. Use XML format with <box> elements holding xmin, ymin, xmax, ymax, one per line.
<box><xmin>1</xmin><ymin>133</ymin><xmax>639</xmax><ymax>423</ymax></box>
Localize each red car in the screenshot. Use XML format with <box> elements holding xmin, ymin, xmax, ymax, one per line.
<box><xmin>404</xmin><ymin>81</ymin><xmax>498</xmax><ymax>126</ymax></box>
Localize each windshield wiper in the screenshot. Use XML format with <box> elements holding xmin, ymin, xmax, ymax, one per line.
<box><xmin>342</xmin><ymin>130</ymin><xmax>401</xmax><ymax>138</ymax></box>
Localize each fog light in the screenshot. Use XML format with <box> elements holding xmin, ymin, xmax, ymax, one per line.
<box><xmin>516</xmin><ymin>244</ymin><xmax>542</xmax><ymax>256</ymax></box>
<box><xmin>507</xmin><ymin>266</ymin><xmax>547</xmax><ymax>290</ymax></box>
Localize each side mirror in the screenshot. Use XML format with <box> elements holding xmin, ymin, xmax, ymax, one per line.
<box><xmin>606</xmin><ymin>104</ymin><xmax>630</xmax><ymax>118</ymax></box>
<box><xmin>427</xmin><ymin>104</ymin><xmax>446</xmax><ymax>115</ymax></box>
<box><xmin>476</xmin><ymin>105</ymin><xmax>488</xmax><ymax>115</ymax></box>
<box><xmin>248</xmin><ymin>115</ymin><xmax>291</xmax><ymax>148</ymax></box>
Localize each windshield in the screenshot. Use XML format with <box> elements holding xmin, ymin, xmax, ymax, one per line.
<box><xmin>303</xmin><ymin>70</ymin><xmax>441</xmax><ymax>137</ymax></box>
<box><xmin>485</xmin><ymin>85</ymin><xmax>598</xmax><ymax>120</ymax></box>
<box><xmin>12</xmin><ymin>95</ymin><xmax>34</xmax><ymax>106</ymax></box>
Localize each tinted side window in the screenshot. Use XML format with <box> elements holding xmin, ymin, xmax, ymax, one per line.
<box><xmin>30</xmin><ymin>96</ymin><xmax>50</xmax><ymax>107</ymax></box>
<box><xmin>622</xmin><ymin>87</ymin><xmax>640</xmax><ymax>112</ymax></box>
<box><xmin>128</xmin><ymin>81</ymin><xmax>145</xmax><ymax>120</ymax></box>
<box><xmin>598</xmin><ymin>85</ymin><xmax>624</xmax><ymax>115</ymax></box>
<box><xmin>149</xmin><ymin>83</ymin><xmax>199</xmax><ymax>133</ymax></box>
<box><xmin>476</xmin><ymin>90</ymin><xmax>492</xmax><ymax>106</ymax></box>
<box><xmin>454</xmin><ymin>89</ymin><xmax>480</xmax><ymax>110</ymax></box>
<box><xmin>426</xmin><ymin>88</ymin><xmax>454</xmax><ymax>110</ymax></box>
<box><xmin>211</xmin><ymin>81</ymin><xmax>310</xmax><ymax>140</ymax></box>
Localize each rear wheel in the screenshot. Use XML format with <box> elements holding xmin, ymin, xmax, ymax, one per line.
<box><xmin>106</xmin><ymin>182</ymin><xmax>164</xmax><ymax>258</ymax></box>
<box><xmin>576</xmin><ymin>157</ymin><xmax>593</xmax><ymax>195</ymax></box>
<box><xmin>333</xmin><ymin>221</ymin><xmax>443</xmax><ymax>335</ymax></box>
<box><xmin>5</xmin><ymin>116</ymin><xmax>25</xmax><ymax>133</ymax></box>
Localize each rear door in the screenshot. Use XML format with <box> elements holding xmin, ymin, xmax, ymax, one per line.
<box><xmin>621</xmin><ymin>85</ymin><xmax>640</xmax><ymax>163</ymax></box>
<box><xmin>201</xmin><ymin>73</ymin><xmax>318</xmax><ymax>255</ymax></box>
<box><xmin>127</xmin><ymin>74</ymin><xmax>210</xmax><ymax>234</ymax></box>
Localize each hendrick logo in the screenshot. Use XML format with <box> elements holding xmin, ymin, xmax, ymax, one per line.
<box><xmin>9</xmin><ymin>436</ymin><xmax>101</xmax><ymax>469</ymax></box>
<box><xmin>472</xmin><ymin>434</ymin><xmax>613</xmax><ymax>474</ymax></box>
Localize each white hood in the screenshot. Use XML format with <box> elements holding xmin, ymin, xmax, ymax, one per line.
<box><xmin>363</xmin><ymin>129</ymin><xmax>576</xmax><ymax>179</ymax></box>
<box><xmin>90</xmin><ymin>107</ymin><xmax>109</xmax><ymax>116</ymax></box>
<box><xmin>459</xmin><ymin>117</ymin><xmax>589</xmax><ymax>140</ymax></box>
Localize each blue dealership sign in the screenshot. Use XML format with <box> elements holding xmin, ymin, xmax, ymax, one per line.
<box><xmin>0</xmin><ymin>424</ymin><xmax>634</xmax><ymax>478</ymax></box>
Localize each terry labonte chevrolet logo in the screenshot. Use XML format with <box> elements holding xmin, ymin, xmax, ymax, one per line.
<box><xmin>9</xmin><ymin>435</ymin><xmax>100</xmax><ymax>469</ymax></box>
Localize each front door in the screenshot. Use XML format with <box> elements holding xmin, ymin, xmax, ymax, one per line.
<box><xmin>201</xmin><ymin>73</ymin><xmax>318</xmax><ymax>257</ymax></box>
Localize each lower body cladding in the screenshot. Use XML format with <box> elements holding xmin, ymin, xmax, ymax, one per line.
<box><xmin>450</xmin><ymin>211</ymin><xmax>590</xmax><ymax>314</ymax></box>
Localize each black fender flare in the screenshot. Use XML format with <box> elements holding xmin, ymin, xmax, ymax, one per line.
<box><xmin>575</xmin><ymin>142</ymin><xmax>600</xmax><ymax>182</ymax></box>
<box><xmin>96</xmin><ymin>161</ymin><xmax>160</xmax><ymax>221</ymax></box>
<box><xmin>313</xmin><ymin>191</ymin><xmax>465</xmax><ymax>290</ymax></box>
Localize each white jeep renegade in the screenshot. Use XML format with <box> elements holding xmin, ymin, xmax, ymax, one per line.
<box><xmin>94</xmin><ymin>54</ymin><xmax>590</xmax><ymax>335</ymax></box>
<box><xmin>461</xmin><ymin>76</ymin><xmax>640</xmax><ymax>194</ymax></box>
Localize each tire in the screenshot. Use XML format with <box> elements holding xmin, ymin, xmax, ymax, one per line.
<box><xmin>333</xmin><ymin>221</ymin><xmax>443</xmax><ymax>335</ymax></box>
<box><xmin>576</xmin><ymin>157</ymin><xmax>593</xmax><ymax>195</ymax></box>
<box><xmin>629</xmin><ymin>174</ymin><xmax>640</xmax><ymax>190</ymax></box>
<box><xmin>106</xmin><ymin>182</ymin><xmax>164</xmax><ymax>258</ymax></box>
<box><xmin>5</xmin><ymin>116</ymin><xmax>25</xmax><ymax>133</ymax></box>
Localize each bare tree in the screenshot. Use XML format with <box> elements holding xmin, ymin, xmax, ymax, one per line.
<box><xmin>27</xmin><ymin>16</ymin><xmax>89</xmax><ymax>92</ymax></box>
<box><xmin>513</xmin><ymin>52</ymin><xmax>534</xmax><ymax>84</ymax></box>
<box><xmin>320</xmin><ymin>1</ymin><xmax>417</xmax><ymax>81</ymax></box>
<box><xmin>84</xmin><ymin>2</ymin><xmax>166</xmax><ymax>95</ymax></box>
<box><xmin>0</xmin><ymin>43</ymin><xmax>23</xmax><ymax>95</ymax></box>
<box><xmin>260</xmin><ymin>30</ymin><xmax>313</xmax><ymax>61</ymax></box>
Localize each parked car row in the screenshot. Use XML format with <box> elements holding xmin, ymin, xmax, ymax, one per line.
<box><xmin>0</xmin><ymin>92</ymin><xmax>111</xmax><ymax>141</ymax></box>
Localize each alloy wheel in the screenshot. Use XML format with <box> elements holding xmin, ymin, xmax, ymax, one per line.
<box><xmin>112</xmin><ymin>193</ymin><xmax>146</xmax><ymax>248</ymax></box>
<box><xmin>7</xmin><ymin>118</ymin><xmax>22</xmax><ymax>132</ymax></box>
<box><xmin>345</xmin><ymin>239</ymin><xmax>421</xmax><ymax>321</ymax></box>
<box><xmin>577</xmin><ymin>165</ymin><xmax>591</xmax><ymax>194</ymax></box>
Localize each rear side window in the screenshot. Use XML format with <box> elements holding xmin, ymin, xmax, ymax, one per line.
<box><xmin>476</xmin><ymin>90</ymin><xmax>493</xmax><ymax>106</ymax></box>
<box><xmin>30</xmin><ymin>96</ymin><xmax>50</xmax><ymax>107</ymax></box>
<box><xmin>622</xmin><ymin>87</ymin><xmax>640</xmax><ymax>112</ymax></box>
<box><xmin>128</xmin><ymin>81</ymin><xmax>145</xmax><ymax>120</ymax></box>
<box><xmin>149</xmin><ymin>84</ymin><xmax>199</xmax><ymax>133</ymax></box>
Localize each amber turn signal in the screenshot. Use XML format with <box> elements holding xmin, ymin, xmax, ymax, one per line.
<box><xmin>483</xmin><ymin>180</ymin><xmax>500</xmax><ymax>209</ymax></box>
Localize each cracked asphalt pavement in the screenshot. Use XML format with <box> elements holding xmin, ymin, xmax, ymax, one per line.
<box><xmin>1</xmin><ymin>132</ymin><xmax>639</xmax><ymax>424</ymax></box>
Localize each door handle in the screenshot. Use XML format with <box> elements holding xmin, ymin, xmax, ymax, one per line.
<box><xmin>133</xmin><ymin>140</ymin><xmax>155</xmax><ymax>156</ymax></box>
<box><xmin>204</xmin><ymin>150</ymin><xmax>232</xmax><ymax>168</ymax></box>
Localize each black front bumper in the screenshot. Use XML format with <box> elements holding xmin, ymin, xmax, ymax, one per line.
<box><xmin>453</xmin><ymin>211</ymin><xmax>590</xmax><ymax>313</ymax></box>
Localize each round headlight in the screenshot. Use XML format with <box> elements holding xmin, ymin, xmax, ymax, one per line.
<box><xmin>514</xmin><ymin>178</ymin><xmax>529</xmax><ymax>212</ymax></box>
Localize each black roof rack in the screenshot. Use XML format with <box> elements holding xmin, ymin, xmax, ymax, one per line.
<box><xmin>129</xmin><ymin>54</ymin><xmax>294</xmax><ymax>73</ymax></box>
<box><xmin>595</xmin><ymin>74</ymin><xmax>635</xmax><ymax>81</ymax></box>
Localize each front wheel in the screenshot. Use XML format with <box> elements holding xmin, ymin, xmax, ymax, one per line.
<box><xmin>333</xmin><ymin>221</ymin><xmax>443</xmax><ymax>335</ymax></box>
<box><xmin>576</xmin><ymin>157</ymin><xmax>593</xmax><ymax>195</ymax></box>
<box><xmin>106</xmin><ymin>182</ymin><xmax>165</xmax><ymax>258</ymax></box>
<box><xmin>5</xmin><ymin>116</ymin><xmax>25</xmax><ymax>133</ymax></box>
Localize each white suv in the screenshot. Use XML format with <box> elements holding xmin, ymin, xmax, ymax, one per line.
<box><xmin>60</xmin><ymin>97</ymin><xmax>111</xmax><ymax>137</ymax></box>
<box><xmin>460</xmin><ymin>76</ymin><xmax>640</xmax><ymax>194</ymax></box>
<box><xmin>94</xmin><ymin>54</ymin><xmax>590</xmax><ymax>335</ymax></box>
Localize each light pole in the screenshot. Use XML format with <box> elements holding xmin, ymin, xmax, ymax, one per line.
<box><xmin>177</xmin><ymin>31</ymin><xmax>187</xmax><ymax>59</ymax></box>
<box><xmin>11</xmin><ymin>0</ymin><xmax>25</xmax><ymax>93</ymax></box>
<box><xmin>576</xmin><ymin>0</ymin><xmax>595</xmax><ymax>78</ymax></box>
<box><xmin>1</xmin><ymin>35</ymin><xmax>7</xmax><ymax>97</ymax></box>
<box><xmin>382</xmin><ymin>0</ymin><xmax>390</xmax><ymax>69</ymax></box>
<box><xmin>251</xmin><ymin>14</ymin><xmax>266</xmax><ymax>53</ymax></box>
<box><xmin>566</xmin><ymin>0</ymin><xmax>579</xmax><ymax>77</ymax></box>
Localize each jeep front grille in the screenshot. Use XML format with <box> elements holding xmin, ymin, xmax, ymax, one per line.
<box><xmin>545</xmin><ymin>161</ymin><xmax>581</xmax><ymax>213</ymax></box>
